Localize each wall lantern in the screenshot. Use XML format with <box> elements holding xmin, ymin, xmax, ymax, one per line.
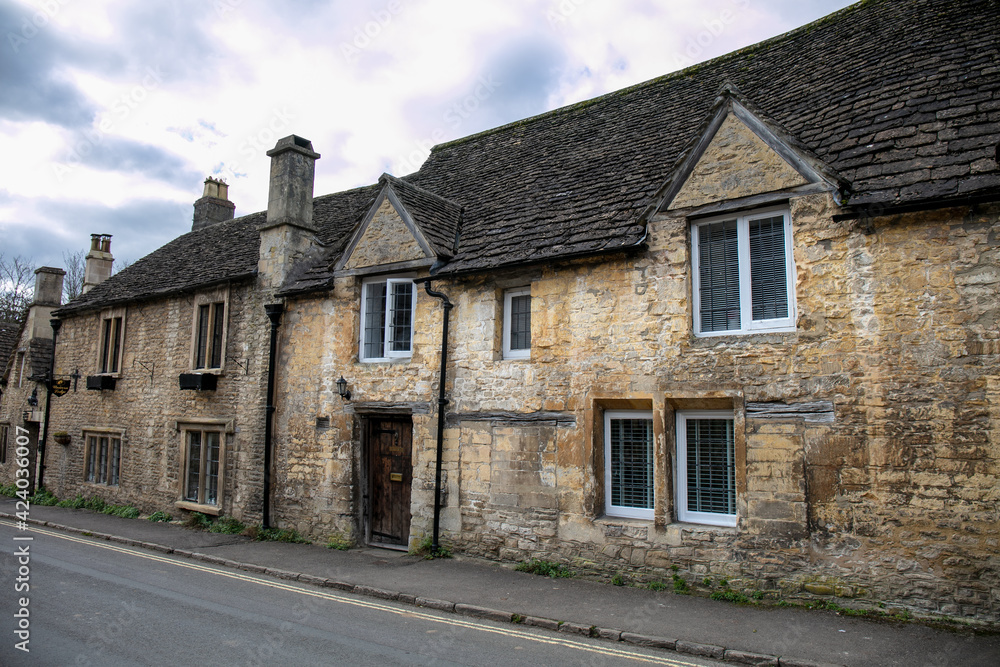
<box><xmin>27</xmin><ymin>388</ymin><xmax>39</xmax><ymax>408</ymax></box>
<box><xmin>336</xmin><ymin>376</ymin><xmax>352</xmax><ymax>401</ymax></box>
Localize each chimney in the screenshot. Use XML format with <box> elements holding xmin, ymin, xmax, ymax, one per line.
<box><xmin>83</xmin><ymin>234</ymin><xmax>114</xmax><ymax>294</ymax></box>
<box><xmin>263</xmin><ymin>135</ymin><xmax>320</xmax><ymax>232</ymax></box>
<box><xmin>258</xmin><ymin>135</ymin><xmax>321</xmax><ymax>289</ymax></box>
<box><xmin>27</xmin><ymin>267</ymin><xmax>65</xmax><ymax>340</ymax></box>
<box><xmin>193</xmin><ymin>177</ymin><xmax>236</xmax><ymax>231</ymax></box>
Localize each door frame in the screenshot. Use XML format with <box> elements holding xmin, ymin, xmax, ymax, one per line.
<box><xmin>361</xmin><ymin>414</ymin><xmax>413</xmax><ymax>550</ymax></box>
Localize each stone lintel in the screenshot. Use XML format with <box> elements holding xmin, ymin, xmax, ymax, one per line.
<box><xmin>348</xmin><ymin>402</ymin><xmax>433</xmax><ymax>415</ymax></box>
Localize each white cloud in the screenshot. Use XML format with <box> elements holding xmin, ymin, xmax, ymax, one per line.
<box><xmin>1</xmin><ymin>0</ymin><xmax>856</xmax><ymax>267</ymax></box>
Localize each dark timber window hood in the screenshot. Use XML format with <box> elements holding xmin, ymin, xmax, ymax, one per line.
<box><xmin>86</xmin><ymin>375</ymin><xmax>116</xmax><ymax>391</ymax></box>
<box><xmin>178</xmin><ymin>373</ymin><xmax>218</xmax><ymax>391</ymax></box>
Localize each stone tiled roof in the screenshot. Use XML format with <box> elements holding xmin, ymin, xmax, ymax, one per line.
<box><xmin>55</xmin><ymin>185</ymin><xmax>381</xmax><ymax>315</ymax></box>
<box><xmin>275</xmin><ymin>184</ymin><xmax>383</xmax><ymax>297</ymax></box>
<box><xmin>54</xmin><ymin>213</ymin><xmax>263</xmax><ymax>315</ymax></box>
<box><xmin>381</xmin><ymin>174</ymin><xmax>462</xmax><ymax>257</ymax></box>
<box><xmin>0</xmin><ymin>319</ymin><xmax>24</xmax><ymax>381</ymax></box>
<box><xmin>0</xmin><ymin>319</ymin><xmax>49</xmax><ymax>386</ymax></box>
<box><xmin>407</xmin><ymin>0</ymin><xmax>1000</xmax><ymax>274</ymax></box>
<box><xmin>61</xmin><ymin>0</ymin><xmax>1000</xmax><ymax>306</ymax></box>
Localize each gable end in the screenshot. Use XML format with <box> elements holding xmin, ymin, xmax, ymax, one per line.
<box><xmin>656</xmin><ymin>92</ymin><xmax>850</xmax><ymax>214</ymax></box>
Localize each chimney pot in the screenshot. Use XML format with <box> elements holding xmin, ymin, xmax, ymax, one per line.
<box><xmin>83</xmin><ymin>234</ymin><xmax>114</xmax><ymax>293</ymax></box>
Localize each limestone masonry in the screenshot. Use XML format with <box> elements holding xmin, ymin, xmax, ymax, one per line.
<box><xmin>2</xmin><ymin>0</ymin><xmax>998</xmax><ymax>623</ymax></box>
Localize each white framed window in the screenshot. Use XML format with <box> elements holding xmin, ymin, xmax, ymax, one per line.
<box><xmin>191</xmin><ymin>289</ymin><xmax>228</xmax><ymax>371</ymax></box>
<box><xmin>360</xmin><ymin>277</ymin><xmax>415</xmax><ymax>362</ymax></box>
<box><xmin>84</xmin><ymin>432</ymin><xmax>122</xmax><ymax>486</ymax></box>
<box><xmin>604</xmin><ymin>410</ymin><xmax>654</xmax><ymax>520</ymax></box>
<box><xmin>692</xmin><ymin>207</ymin><xmax>795</xmax><ymax>335</ymax></box>
<box><xmin>182</xmin><ymin>427</ymin><xmax>223</xmax><ymax>508</ymax></box>
<box><xmin>97</xmin><ymin>308</ymin><xmax>126</xmax><ymax>374</ymax></box>
<box><xmin>675</xmin><ymin>411</ymin><xmax>737</xmax><ymax>527</ymax></box>
<box><xmin>502</xmin><ymin>287</ymin><xmax>531</xmax><ymax>359</ymax></box>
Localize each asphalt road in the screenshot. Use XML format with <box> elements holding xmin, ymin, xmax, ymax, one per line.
<box><xmin>0</xmin><ymin>521</ymin><xmax>725</xmax><ymax>666</ymax></box>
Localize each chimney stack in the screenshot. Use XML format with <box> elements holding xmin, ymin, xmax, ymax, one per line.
<box><xmin>263</xmin><ymin>135</ymin><xmax>320</xmax><ymax>232</ymax></box>
<box><xmin>258</xmin><ymin>135</ymin><xmax>321</xmax><ymax>289</ymax></box>
<box><xmin>192</xmin><ymin>177</ymin><xmax>236</xmax><ymax>231</ymax></box>
<box><xmin>27</xmin><ymin>267</ymin><xmax>65</xmax><ymax>340</ymax></box>
<box><xmin>83</xmin><ymin>234</ymin><xmax>114</xmax><ymax>294</ymax></box>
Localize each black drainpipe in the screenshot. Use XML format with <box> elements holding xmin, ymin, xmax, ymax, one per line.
<box><xmin>263</xmin><ymin>303</ymin><xmax>284</xmax><ymax>529</ymax></box>
<box><xmin>35</xmin><ymin>318</ymin><xmax>61</xmax><ymax>492</ymax></box>
<box><xmin>422</xmin><ymin>279</ymin><xmax>452</xmax><ymax>555</ymax></box>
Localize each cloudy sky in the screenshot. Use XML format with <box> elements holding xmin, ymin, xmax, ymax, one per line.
<box><xmin>1</xmin><ymin>0</ymin><xmax>855</xmax><ymax>270</ymax></box>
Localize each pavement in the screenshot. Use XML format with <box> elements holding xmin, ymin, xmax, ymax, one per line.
<box><xmin>2</xmin><ymin>498</ymin><xmax>997</xmax><ymax>667</ymax></box>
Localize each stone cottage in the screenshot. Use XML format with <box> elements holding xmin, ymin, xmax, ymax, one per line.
<box><xmin>0</xmin><ymin>268</ymin><xmax>65</xmax><ymax>491</ymax></box>
<box><xmin>14</xmin><ymin>0</ymin><xmax>1000</xmax><ymax>620</ymax></box>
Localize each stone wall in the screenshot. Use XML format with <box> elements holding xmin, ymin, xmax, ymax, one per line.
<box><xmin>266</xmin><ymin>191</ymin><xmax>998</xmax><ymax>621</ymax></box>
<box><xmin>269</xmin><ymin>274</ymin><xmax>444</xmax><ymax>540</ymax></box>
<box><xmin>0</xmin><ymin>329</ymin><xmax>47</xmax><ymax>491</ymax></box>
<box><xmin>40</xmin><ymin>279</ymin><xmax>273</xmax><ymax>523</ymax></box>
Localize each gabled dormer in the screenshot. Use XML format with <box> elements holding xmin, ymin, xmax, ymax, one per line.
<box><xmin>653</xmin><ymin>86</ymin><xmax>851</xmax><ymax>338</ymax></box>
<box><xmin>335</xmin><ymin>174</ymin><xmax>462</xmax><ymax>275</ymax></box>
<box><xmin>654</xmin><ymin>84</ymin><xmax>850</xmax><ymax>215</ymax></box>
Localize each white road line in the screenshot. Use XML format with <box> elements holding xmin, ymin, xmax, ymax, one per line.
<box><xmin>2</xmin><ymin>520</ymin><xmax>710</xmax><ymax>666</ymax></box>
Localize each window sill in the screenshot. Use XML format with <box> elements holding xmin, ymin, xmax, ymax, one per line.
<box><xmin>174</xmin><ymin>500</ymin><xmax>220</xmax><ymax>516</ymax></box>
<box><xmin>596</xmin><ymin>515</ymin><xmax>653</xmax><ymax>526</ymax></box>
<box><xmin>689</xmin><ymin>330</ymin><xmax>796</xmax><ymax>347</ymax></box>
<box><xmin>669</xmin><ymin>521</ymin><xmax>738</xmax><ymax>534</ymax></box>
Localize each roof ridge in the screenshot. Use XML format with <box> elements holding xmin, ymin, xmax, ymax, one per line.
<box><xmin>381</xmin><ymin>172</ymin><xmax>463</xmax><ymax>210</ymax></box>
<box><xmin>428</xmin><ymin>0</ymin><xmax>872</xmax><ymax>154</ymax></box>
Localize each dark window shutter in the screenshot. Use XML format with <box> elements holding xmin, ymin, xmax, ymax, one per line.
<box><xmin>685</xmin><ymin>418</ymin><xmax>736</xmax><ymax>515</ymax></box>
<box><xmin>749</xmin><ymin>215</ymin><xmax>788</xmax><ymax>321</ymax></box>
<box><xmin>698</xmin><ymin>220</ymin><xmax>740</xmax><ymax>331</ymax></box>
<box><xmin>610</xmin><ymin>418</ymin><xmax>654</xmax><ymax>510</ymax></box>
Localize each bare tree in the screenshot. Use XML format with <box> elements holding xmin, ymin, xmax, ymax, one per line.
<box><xmin>0</xmin><ymin>252</ymin><xmax>35</xmax><ymax>322</ymax></box>
<box><xmin>62</xmin><ymin>249</ymin><xmax>86</xmax><ymax>303</ymax></box>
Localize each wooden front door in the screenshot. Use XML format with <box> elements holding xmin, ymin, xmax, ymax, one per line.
<box><xmin>365</xmin><ymin>417</ymin><xmax>412</xmax><ymax>548</ymax></box>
